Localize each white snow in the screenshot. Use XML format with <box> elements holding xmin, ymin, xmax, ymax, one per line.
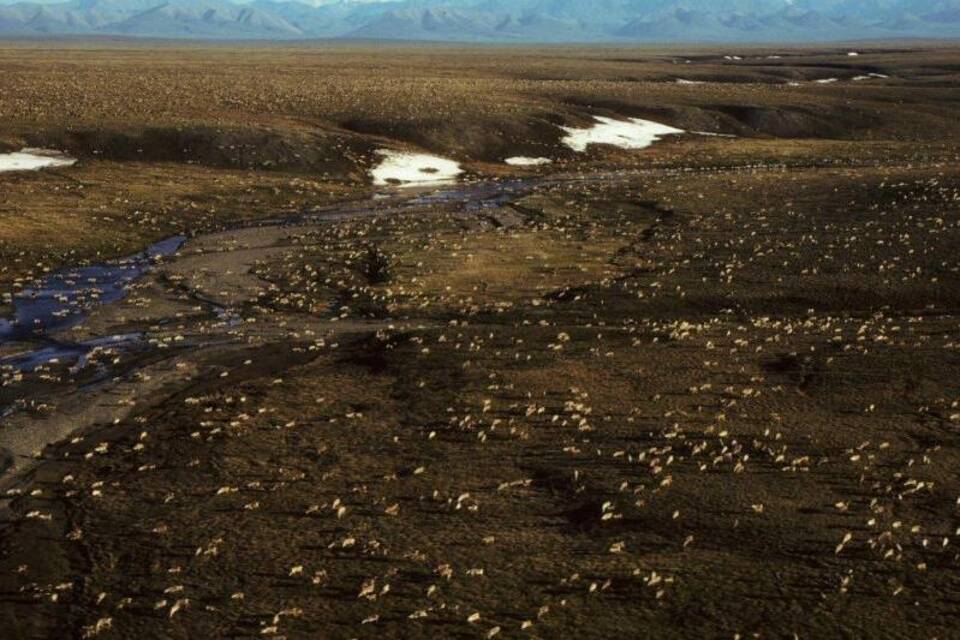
<box><xmin>692</xmin><ymin>131</ymin><xmax>737</xmax><ymax>138</ymax></box>
<box><xmin>0</xmin><ymin>148</ymin><xmax>75</xmax><ymax>173</ymax></box>
<box><xmin>815</xmin><ymin>78</ymin><xmax>839</xmax><ymax>84</ymax></box>
<box><xmin>371</xmin><ymin>150</ymin><xmax>463</xmax><ymax>187</ymax></box>
<box><xmin>853</xmin><ymin>73</ymin><xmax>889</xmax><ymax>82</ymax></box>
<box><xmin>505</xmin><ymin>157</ymin><xmax>552</xmax><ymax>166</ymax></box>
<box><xmin>561</xmin><ymin>117</ymin><xmax>684</xmax><ymax>153</ymax></box>
<box><xmin>847</xmin><ymin>51</ymin><xmax>860</xmax><ymax>57</ymax></box>
<box><xmin>675</xmin><ymin>79</ymin><xmax>704</xmax><ymax>85</ymax></box>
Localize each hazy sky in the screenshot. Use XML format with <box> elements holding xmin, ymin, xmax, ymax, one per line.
<box><xmin>4</xmin><ymin>0</ymin><xmax>377</xmax><ymax>3</ymax></box>
<box><xmin>0</xmin><ymin>0</ymin><xmax>387</xmax><ymax>4</ymax></box>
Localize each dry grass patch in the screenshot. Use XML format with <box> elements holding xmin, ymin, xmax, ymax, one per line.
<box><xmin>394</xmin><ymin>228</ymin><xmax>623</xmax><ymax>306</ymax></box>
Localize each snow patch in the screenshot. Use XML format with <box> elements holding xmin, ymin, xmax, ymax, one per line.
<box><xmin>561</xmin><ymin>117</ymin><xmax>684</xmax><ymax>153</ymax></box>
<box><xmin>692</xmin><ymin>131</ymin><xmax>737</xmax><ymax>138</ymax></box>
<box><xmin>0</xmin><ymin>148</ymin><xmax>76</xmax><ymax>173</ymax></box>
<box><xmin>505</xmin><ymin>156</ymin><xmax>552</xmax><ymax>166</ymax></box>
<box><xmin>371</xmin><ymin>150</ymin><xmax>463</xmax><ymax>187</ymax></box>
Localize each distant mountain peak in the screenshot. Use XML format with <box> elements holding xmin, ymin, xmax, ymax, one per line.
<box><xmin>0</xmin><ymin>0</ymin><xmax>956</xmax><ymax>42</ymax></box>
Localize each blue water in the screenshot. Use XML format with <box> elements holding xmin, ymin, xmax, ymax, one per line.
<box><xmin>0</xmin><ymin>235</ymin><xmax>184</xmax><ymax>372</ymax></box>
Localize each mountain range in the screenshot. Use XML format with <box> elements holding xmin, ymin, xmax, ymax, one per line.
<box><xmin>0</xmin><ymin>0</ymin><xmax>957</xmax><ymax>42</ymax></box>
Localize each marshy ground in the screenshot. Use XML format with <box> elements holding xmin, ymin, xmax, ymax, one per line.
<box><xmin>0</xmin><ymin>42</ymin><xmax>959</xmax><ymax>639</ymax></box>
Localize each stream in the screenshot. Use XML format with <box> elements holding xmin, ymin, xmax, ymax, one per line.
<box><xmin>0</xmin><ymin>176</ymin><xmax>558</xmax><ymax>485</ymax></box>
<box><xmin>0</xmin><ymin>177</ymin><xmax>549</xmax><ymax>378</ymax></box>
<box><xmin>0</xmin><ymin>236</ymin><xmax>185</xmax><ymax>373</ymax></box>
